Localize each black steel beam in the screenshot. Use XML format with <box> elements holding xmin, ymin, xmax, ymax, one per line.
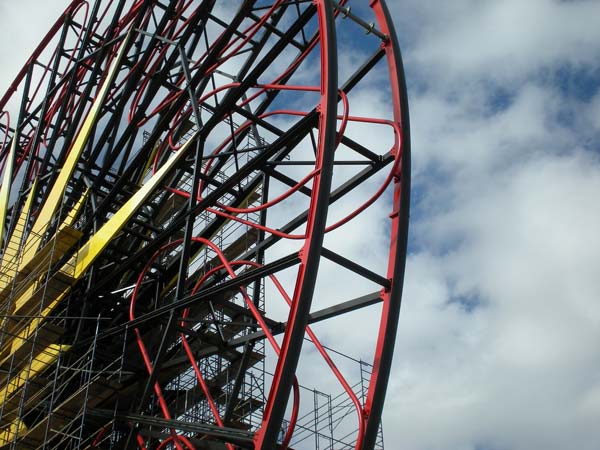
<box><xmin>225</xmin><ymin>291</ymin><xmax>382</xmax><ymax>351</ymax></box>
<box><xmin>361</xmin><ymin>1</ymin><xmax>411</xmax><ymax>449</ymax></box>
<box><xmin>321</xmin><ymin>247</ymin><xmax>391</xmax><ymax>289</ymax></box>
<box><xmin>73</xmin><ymin>251</ymin><xmax>300</xmax><ymax>348</ymax></box>
<box><xmin>89</xmin><ymin>409</ymin><xmax>255</xmax><ymax>446</ymax></box>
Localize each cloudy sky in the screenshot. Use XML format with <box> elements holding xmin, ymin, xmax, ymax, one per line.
<box><xmin>1</xmin><ymin>1</ymin><xmax>599</xmax><ymax>450</ymax></box>
<box><xmin>385</xmin><ymin>1</ymin><xmax>600</xmax><ymax>449</ymax></box>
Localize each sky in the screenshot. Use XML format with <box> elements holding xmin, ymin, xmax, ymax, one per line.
<box><xmin>1</xmin><ymin>1</ymin><xmax>599</xmax><ymax>450</ymax></box>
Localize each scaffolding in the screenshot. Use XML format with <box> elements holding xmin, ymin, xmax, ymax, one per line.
<box><xmin>0</xmin><ymin>1</ymin><xmax>410</xmax><ymax>449</ymax></box>
<box><xmin>0</xmin><ymin>127</ymin><xmax>268</xmax><ymax>448</ymax></box>
<box><xmin>0</xmin><ymin>124</ymin><xmax>382</xmax><ymax>449</ymax></box>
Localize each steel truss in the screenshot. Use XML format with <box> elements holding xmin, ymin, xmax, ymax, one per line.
<box><xmin>0</xmin><ymin>1</ymin><xmax>409</xmax><ymax>449</ymax></box>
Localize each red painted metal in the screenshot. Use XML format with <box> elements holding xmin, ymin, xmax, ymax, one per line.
<box><xmin>0</xmin><ymin>1</ymin><xmax>410</xmax><ymax>448</ymax></box>
<box><xmin>253</xmin><ymin>0</ymin><xmax>338</xmax><ymax>447</ymax></box>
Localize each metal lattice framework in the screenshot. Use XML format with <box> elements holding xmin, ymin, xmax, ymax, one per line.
<box><xmin>0</xmin><ymin>1</ymin><xmax>409</xmax><ymax>449</ymax></box>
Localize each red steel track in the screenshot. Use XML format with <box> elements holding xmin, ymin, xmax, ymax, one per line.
<box><xmin>0</xmin><ymin>1</ymin><xmax>410</xmax><ymax>449</ymax></box>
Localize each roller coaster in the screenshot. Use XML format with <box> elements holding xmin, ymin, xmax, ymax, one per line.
<box><xmin>0</xmin><ymin>1</ymin><xmax>410</xmax><ymax>449</ymax></box>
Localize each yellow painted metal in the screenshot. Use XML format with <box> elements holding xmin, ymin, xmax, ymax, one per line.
<box><xmin>62</xmin><ymin>187</ymin><xmax>88</xmax><ymax>228</ymax></box>
<box><xmin>0</xmin><ymin>189</ymin><xmax>91</xmax><ymax>306</ymax></box>
<box><xmin>0</xmin><ymin>418</ymin><xmax>27</xmax><ymax>446</ymax></box>
<box><xmin>0</xmin><ymin>176</ymin><xmax>84</xmax><ymax>298</ymax></box>
<box><xmin>137</xmin><ymin>139</ymin><xmax>162</xmax><ymax>186</ymax></box>
<box><xmin>65</xmin><ymin>131</ymin><xmax>198</xmax><ymax>279</ymax></box>
<box><xmin>0</xmin><ymin>139</ymin><xmax>17</xmax><ymax>247</ymax></box>
<box><xmin>0</xmin><ymin>29</ymin><xmax>207</xmax><ymax>425</ymax></box>
<box><xmin>0</xmin><ymin>225</ymin><xmax>81</xmax><ymax>332</ymax></box>
<box><xmin>9</xmin><ymin>282</ymin><xmax>38</xmax><ymax>317</ymax></box>
<box><xmin>0</xmin><ymin>32</ymin><xmax>131</xmax><ymax>341</ymax></box>
<box><xmin>19</xmin><ymin>30</ymin><xmax>133</xmax><ymax>271</ymax></box>
<box><xmin>0</xmin><ymin>132</ymin><xmax>198</xmax><ymax>365</ymax></box>
<box><xmin>0</xmin><ymin>191</ymin><xmax>87</xmax><ymax>329</ymax></box>
<box><xmin>0</xmin><ymin>344</ymin><xmax>70</xmax><ymax>409</ymax></box>
<box><xmin>0</xmin><ymin>178</ymin><xmax>37</xmax><ymax>290</ymax></box>
<box><xmin>0</xmin><ymin>293</ymin><xmax>66</xmax><ymax>368</ymax></box>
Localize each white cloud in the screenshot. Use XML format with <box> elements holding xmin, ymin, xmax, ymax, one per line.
<box><xmin>396</xmin><ymin>0</ymin><xmax>600</xmax><ymax>86</ymax></box>
<box><xmin>1</xmin><ymin>2</ymin><xmax>599</xmax><ymax>450</ymax></box>
<box><xmin>0</xmin><ymin>2</ymin><xmax>67</xmax><ymax>90</ymax></box>
<box><xmin>385</xmin><ymin>1</ymin><xmax>600</xmax><ymax>449</ymax></box>
<box><xmin>385</xmin><ymin>153</ymin><xmax>600</xmax><ymax>450</ymax></box>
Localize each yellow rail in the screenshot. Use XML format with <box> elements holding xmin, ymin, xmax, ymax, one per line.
<box><xmin>0</xmin><ymin>139</ymin><xmax>16</xmax><ymax>246</ymax></box>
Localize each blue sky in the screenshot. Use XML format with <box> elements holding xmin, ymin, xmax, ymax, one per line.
<box><xmin>384</xmin><ymin>1</ymin><xmax>600</xmax><ymax>449</ymax></box>
<box><xmin>0</xmin><ymin>1</ymin><xmax>599</xmax><ymax>450</ymax></box>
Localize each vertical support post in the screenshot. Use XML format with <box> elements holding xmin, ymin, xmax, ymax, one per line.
<box><xmin>254</xmin><ymin>1</ymin><xmax>338</xmax><ymax>447</ymax></box>
<box><xmin>126</xmin><ymin>42</ymin><xmax>206</xmax><ymax>450</ymax></box>
<box><xmin>361</xmin><ymin>1</ymin><xmax>411</xmax><ymax>449</ymax></box>
<box><xmin>77</xmin><ymin>315</ymin><xmax>101</xmax><ymax>445</ymax></box>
